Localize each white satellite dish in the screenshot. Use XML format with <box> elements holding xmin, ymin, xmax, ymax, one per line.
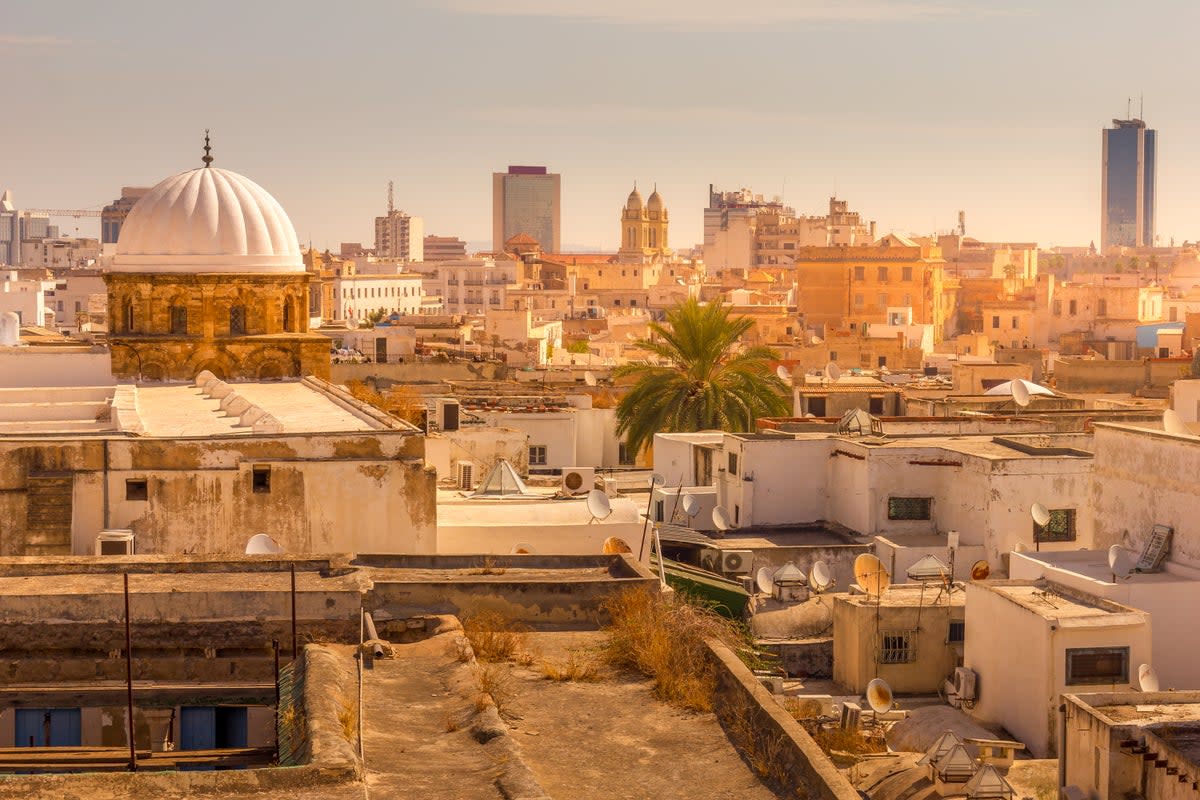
<box><xmin>712</xmin><ymin>505</ymin><xmax>732</xmax><ymax>531</ymax></box>
<box><xmin>776</xmin><ymin>365</ymin><xmax>792</xmax><ymax>382</ymax></box>
<box><xmin>810</xmin><ymin>560</ymin><xmax>833</xmax><ymax>592</ymax></box>
<box><xmin>755</xmin><ymin>566</ymin><xmax>776</xmax><ymax>595</ymax></box>
<box><xmin>824</xmin><ymin>361</ymin><xmax>842</xmax><ymax>382</ymax></box>
<box><xmin>1011</xmin><ymin>380</ymin><xmax>1031</xmax><ymax>407</ymax></box>
<box><xmin>649</xmin><ymin>472</ymin><xmax>665</xmax><ymax>488</ymax></box>
<box><xmin>245</xmin><ymin>533</ymin><xmax>284</xmax><ymax>555</ymax></box>
<box><xmin>866</xmin><ymin>677</ymin><xmax>894</xmax><ymax>715</ymax></box>
<box><xmin>1108</xmin><ymin>545</ymin><xmax>1136</xmax><ymax>578</ymax></box>
<box><xmin>681</xmin><ymin>494</ymin><xmax>699</xmax><ymax>518</ymax></box>
<box><xmin>586</xmin><ymin>489</ymin><xmax>612</xmax><ymax>521</ymax></box>
<box><xmin>1031</xmin><ymin>502</ymin><xmax>1051</xmax><ymax>527</ymax></box>
<box><xmin>584</xmin><ymin>371</ymin><xmax>598</xmax><ymax>387</ymax></box>
<box><xmin>1164</xmin><ymin>409</ymin><xmax>1190</xmax><ymax>436</ymax></box>
<box><xmin>1014</xmin><ymin>541</ymin><xmax>1029</xmax><ymax>553</ymax></box>
<box><xmin>1138</xmin><ymin>663</ymin><xmax>1160</xmax><ymax>692</ymax></box>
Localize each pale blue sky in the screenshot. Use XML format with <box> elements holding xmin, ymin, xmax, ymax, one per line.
<box><xmin>4</xmin><ymin>0</ymin><xmax>1199</xmax><ymax>251</ymax></box>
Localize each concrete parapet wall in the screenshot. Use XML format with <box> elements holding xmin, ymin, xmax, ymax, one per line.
<box><xmin>706</xmin><ymin>638</ymin><xmax>859</xmax><ymax>800</ymax></box>
<box><xmin>332</xmin><ymin>361</ymin><xmax>507</xmax><ymax>385</ymax></box>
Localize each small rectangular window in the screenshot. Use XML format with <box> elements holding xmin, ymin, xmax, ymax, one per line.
<box><xmin>1035</xmin><ymin>508</ymin><xmax>1076</xmax><ymax>542</ymax></box>
<box><xmin>728</xmin><ymin>452</ymin><xmax>738</xmax><ymax>475</ymax></box>
<box><xmin>992</xmin><ymin>315</ymin><xmax>1000</xmax><ymax>328</ymax></box>
<box><xmin>888</xmin><ymin>497</ymin><xmax>932</xmax><ymax>520</ymax></box>
<box><xmin>655</xmin><ymin>499</ymin><xmax>664</xmax><ymax>522</ymax></box>
<box><xmin>169</xmin><ymin>305</ymin><xmax>187</xmax><ymax>335</ymax></box>
<box><xmin>854</xmin><ymin>266</ymin><xmax>865</xmax><ymax>281</ymax></box>
<box><xmin>877</xmin><ymin>266</ymin><xmax>888</xmax><ymax>282</ymax></box>
<box><xmin>902</xmin><ymin>266</ymin><xmax>913</xmax><ymax>281</ymax></box>
<box><xmin>1069</xmin><ymin>299</ymin><xmax>1077</xmax><ymax>316</ymax></box>
<box><xmin>230</xmin><ymin>305</ymin><xmax>246</xmax><ymax>335</ymax></box>
<box><xmin>528</xmin><ymin>445</ymin><xmax>547</xmax><ymax>466</ymax></box>
<box><xmin>126</xmin><ymin>479</ymin><xmax>148</xmax><ymax>501</ymax></box>
<box><xmin>1066</xmin><ymin>647</ymin><xmax>1129</xmax><ymax>685</ymax></box>
<box><xmin>948</xmin><ymin>620</ymin><xmax>965</xmax><ymax>644</ymax></box>
<box><xmin>252</xmin><ymin>466</ymin><xmax>271</xmax><ymax>493</ymax></box>
<box><xmin>618</xmin><ymin>442</ymin><xmax>635</xmax><ymax>466</ymax></box>
<box><xmin>878</xmin><ymin>630</ymin><xmax>916</xmax><ymax>664</ymax></box>
<box><xmin>1012</xmin><ymin>316</ymin><xmax>1019</xmax><ymax>329</ymax></box>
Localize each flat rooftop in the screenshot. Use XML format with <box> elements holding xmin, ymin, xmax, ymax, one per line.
<box><xmin>840</xmin><ymin>582</ymin><xmax>965</xmax><ymax>608</ymax></box>
<box><xmin>984</xmin><ymin>581</ymin><xmax>1146</xmax><ymax>624</ymax></box>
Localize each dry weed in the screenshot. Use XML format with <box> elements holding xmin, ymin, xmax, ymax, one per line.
<box><xmin>337</xmin><ymin>694</ymin><xmax>357</xmax><ymax>742</ymax></box>
<box><xmin>443</xmin><ymin>711</ymin><xmax>461</xmax><ymax>732</ymax></box>
<box><xmin>600</xmin><ymin>586</ymin><xmax>747</xmax><ymax>711</ymax></box>
<box><xmin>797</xmin><ymin>718</ymin><xmax>886</xmax><ymax>756</ymax></box>
<box><xmin>469</xmin><ymin>556</ymin><xmax>506</xmax><ymax>576</ymax></box>
<box><xmin>475</xmin><ymin>662</ymin><xmax>517</xmax><ymax>718</ymax></box>
<box><xmin>539</xmin><ymin>648</ymin><xmax>602</xmax><ymax>682</ymax></box>
<box><xmin>461</xmin><ymin>609</ymin><xmax>529</xmax><ymax>663</ymax></box>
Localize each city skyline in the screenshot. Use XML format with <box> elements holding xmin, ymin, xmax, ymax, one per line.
<box><xmin>5</xmin><ymin>0</ymin><xmax>1200</xmax><ymax>252</ymax></box>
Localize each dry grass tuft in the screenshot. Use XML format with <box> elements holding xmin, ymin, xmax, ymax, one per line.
<box><xmin>601</xmin><ymin>586</ymin><xmax>746</xmax><ymax>712</ymax></box>
<box><xmin>462</xmin><ymin>609</ymin><xmax>529</xmax><ymax>663</ymax></box>
<box><xmin>539</xmin><ymin>648</ymin><xmax>602</xmax><ymax>682</ymax></box>
<box><xmin>443</xmin><ymin>711</ymin><xmax>462</xmax><ymax>732</ymax></box>
<box><xmin>475</xmin><ymin>662</ymin><xmax>517</xmax><ymax>717</ymax></box>
<box><xmin>468</xmin><ymin>556</ymin><xmax>506</xmax><ymax>576</ymax></box>
<box><xmin>795</xmin><ymin>717</ymin><xmax>886</xmax><ymax>756</ymax></box>
<box><xmin>337</xmin><ymin>694</ymin><xmax>357</xmax><ymax>742</ymax></box>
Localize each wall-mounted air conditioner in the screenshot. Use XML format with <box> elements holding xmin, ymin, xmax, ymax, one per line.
<box><xmin>560</xmin><ymin>467</ymin><xmax>595</xmax><ymax>496</ymax></box>
<box><xmin>953</xmin><ymin>666</ymin><xmax>977</xmax><ymax>701</ymax></box>
<box><xmin>720</xmin><ymin>550</ymin><xmax>753</xmax><ymax>575</ymax></box>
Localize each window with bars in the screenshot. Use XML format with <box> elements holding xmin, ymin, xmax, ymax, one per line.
<box><xmin>878</xmin><ymin>630</ymin><xmax>916</xmax><ymax>664</ymax></box>
<box><xmin>1066</xmin><ymin>647</ymin><xmax>1129</xmax><ymax>685</ymax></box>
<box><xmin>888</xmin><ymin>497</ymin><xmax>932</xmax><ymax>520</ymax></box>
<box><xmin>1034</xmin><ymin>509</ymin><xmax>1076</xmax><ymax>542</ymax></box>
<box><xmin>529</xmin><ymin>445</ymin><xmax>547</xmax><ymax>466</ymax></box>
<box><xmin>948</xmin><ymin>620</ymin><xmax>965</xmax><ymax>644</ymax></box>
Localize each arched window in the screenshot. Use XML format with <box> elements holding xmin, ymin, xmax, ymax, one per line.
<box><xmin>123</xmin><ymin>301</ymin><xmax>135</xmax><ymax>333</ymax></box>
<box><xmin>282</xmin><ymin>299</ymin><xmax>293</xmax><ymax>332</ymax></box>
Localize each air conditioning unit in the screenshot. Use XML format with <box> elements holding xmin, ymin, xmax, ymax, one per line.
<box><xmin>953</xmin><ymin>667</ymin><xmax>977</xmax><ymax>701</ymax></box>
<box><xmin>720</xmin><ymin>550</ymin><xmax>754</xmax><ymax>575</ymax></box>
<box><xmin>840</xmin><ymin>701</ymin><xmax>862</xmax><ymax>730</ymax></box>
<box><xmin>458</xmin><ymin>462</ymin><xmax>475</xmax><ymax>490</ymax></box>
<box><xmin>560</xmin><ymin>467</ymin><xmax>595</xmax><ymax>496</ymax></box>
<box><xmin>96</xmin><ymin>529</ymin><xmax>134</xmax><ymax>556</ymax></box>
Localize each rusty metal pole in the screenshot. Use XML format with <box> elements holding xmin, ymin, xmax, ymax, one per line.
<box><xmin>290</xmin><ymin>563</ymin><xmax>298</xmax><ymax>661</ymax></box>
<box><xmin>124</xmin><ymin>573</ymin><xmax>137</xmax><ymax>772</ymax></box>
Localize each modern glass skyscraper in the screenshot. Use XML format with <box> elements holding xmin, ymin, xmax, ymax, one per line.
<box><xmin>492</xmin><ymin>166</ymin><xmax>561</xmax><ymax>252</ymax></box>
<box><xmin>1101</xmin><ymin>118</ymin><xmax>1156</xmax><ymax>250</ymax></box>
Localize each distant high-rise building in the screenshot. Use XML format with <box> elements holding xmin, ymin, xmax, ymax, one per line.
<box><xmin>492</xmin><ymin>166</ymin><xmax>561</xmax><ymax>253</ymax></box>
<box><xmin>101</xmin><ymin>186</ymin><xmax>151</xmax><ymax>244</ymax></box>
<box><xmin>0</xmin><ymin>190</ymin><xmax>52</xmax><ymax>266</ymax></box>
<box><xmin>374</xmin><ymin>183</ymin><xmax>423</xmax><ymax>261</ymax></box>
<box><xmin>423</xmin><ymin>235</ymin><xmax>467</xmax><ymax>261</ymax></box>
<box><xmin>1102</xmin><ymin>117</ymin><xmax>1156</xmax><ymax>250</ymax></box>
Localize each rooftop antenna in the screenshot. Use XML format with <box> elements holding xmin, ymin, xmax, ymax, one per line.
<box><xmin>1139</xmin><ymin>93</ymin><xmax>1144</xmax><ymax>120</ymax></box>
<box><xmin>1127</xmin><ymin>96</ymin><xmax>1132</xmax><ymax>119</ymax></box>
<box><xmin>201</xmin><ymin>129</ymin><xmax>213</xmax><ymax>168</ymax></box>
<box><xmin>638</xmin><ymin>473</ymin><xmax>665</xmax><ymax>560</ymax></box>
<box><xmin>387</xmin><ymin>180</ymin><xmax>394</xmax><ymax>215</ymax></box>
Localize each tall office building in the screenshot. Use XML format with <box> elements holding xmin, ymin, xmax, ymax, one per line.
<box><xmin>101</xmin><ymin>186</ymin><xmax>151</xmax><ymax>244</ymax></box>
<box><xmin>492</xmin><ymin>165</ymin><xmax>561</xmax><ymax>252</ymax></box>
<box><xmin>0</xmin><ymin>190</ymin><xmax>51</xmax><ymax>266</ymax></box>
<box><xmin>1102</xmin><ymin>117</ymin><xmax>1156</xmax><ymax>250</ymax></box>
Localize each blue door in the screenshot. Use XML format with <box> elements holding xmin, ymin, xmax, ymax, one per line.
<box><xmin>180</xmin><ymin>706</ymin><xmax>248</xmax><ymax>750</ymax></box>
<box><xmin>15</xmin><ymin>709</ymin><xmax>81</xmax><ymax>747</ymax></box>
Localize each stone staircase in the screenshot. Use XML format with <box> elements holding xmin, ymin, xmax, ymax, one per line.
<box><xmin>23</xmin><ymin>473</ymin><xmax>74</xmax><ymax>556</ymax></box>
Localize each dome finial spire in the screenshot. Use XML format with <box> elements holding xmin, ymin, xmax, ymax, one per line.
<box><xmin>202</xmin><ymin>129</ymin><xmax>213</xmax><ymax>167</ymax></box>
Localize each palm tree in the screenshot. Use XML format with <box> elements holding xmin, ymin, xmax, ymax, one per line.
<box><xmin>614</xmin><ymin>299</ymin><xmax>790</xmax><ymax>456</ymax></box>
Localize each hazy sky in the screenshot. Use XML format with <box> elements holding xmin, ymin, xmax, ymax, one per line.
<box><xmin>5</xmin><ymin>0</ymin><xmax>1200</xmax><ymax>252</ymax></box>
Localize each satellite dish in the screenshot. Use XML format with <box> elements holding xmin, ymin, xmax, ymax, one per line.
<box><xmin>854</xmin><ymin>553</ymin><xmax>890</xmax><ymax>596</ymax></box>
<box><xmin>866</xmin><ymin>678</ymin><xmax>894</xmax><ymax>715</ymax></box>
<box><xmin>648</xmin><ymin>472</ymin><xmax>665</xmax><ymax>488</ymax></box>
<box><xmin>511</xmin><ymin>542</ymin><xmax>535</xmax><ymax>554</ymax></box>
<box><xmin>584</xmin><ymin>371</ymin><xmax>598</xmax><ymax>387</ymax></box>
<box><xmin>824</xmin><ymin>361</ymin><xmax>842</xmax><ymax>382</ymax></box>
<box><xmin>970</xmin><ymin>560</ymin><xmax>991</xmax><ymax>580</ymax></box>
<box><xmin>776</xmin><ymin>365</ymin><xmax>792</xmax><ymax>382</ymax></box>
<box><xmin>245</xmin><ymin>533</ymin><xmax>283</xmax><ymax>555</ymax></box>
<box><xmin>681</xmin><ymin>494</ymin><xmax>699</xmax><ymax>517</ymax></box>
<box><xmin>1031</xmin><ymin>502</ymin><xmax>1051</xmax><ymax>527</ymax></box>
<box><xmin>602</xmin><ymin>536</ymin><xmax>632</xmax><ymax>554</ymax></box>
<box><xmin>1108</xmin><ymin>545</ymin><xmax>1136</xmax><ymax>577</ymax></box>
<box><xmin>712</xmin><ymin>505</ymin><xmax>732</xmax><ymax>531</ymax></box>
<box><xmin>1014</xmin><ymin>541</ymin><xmax>1028</xmax><ymax>553</ymax></box>
<box><xmin>1011</xmin><ymin>380</ymin><xmax>1031</xmax><ymax>407</ymax></box>
<box><xmin>810</xmin><ymin>560</ymin><xmax>833</xmax><ymax>592</ymax></box>
<box><xmin>586</xmin><ymin>489</ymin><xmax>612</xmax><ymax>521</ymax></box>
<box><xmin>1164</xmin><ymin>409</ymin><xmax>1190</xmax><ymax>436</ymax></box>
<box><xmin>1138</xmin><ymin>663</ymin><xmax>1160</xmax><ymax>693</ymax></box>
<box><xmin>755</xmin><ymin>566</ymin><xmax>776</xmax><ymax>595</ymax></box>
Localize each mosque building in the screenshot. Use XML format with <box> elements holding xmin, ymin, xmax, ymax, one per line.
<box><xmin>104</xmin><ymin>135</ymin><xmax>330</xmax><ymax>381</ymax></box>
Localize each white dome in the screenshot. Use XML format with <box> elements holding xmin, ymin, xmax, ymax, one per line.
<box><xmin>112</xmin><ymin>167</ymin><xmax>302</xmax><ymax>274</ymax></box>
